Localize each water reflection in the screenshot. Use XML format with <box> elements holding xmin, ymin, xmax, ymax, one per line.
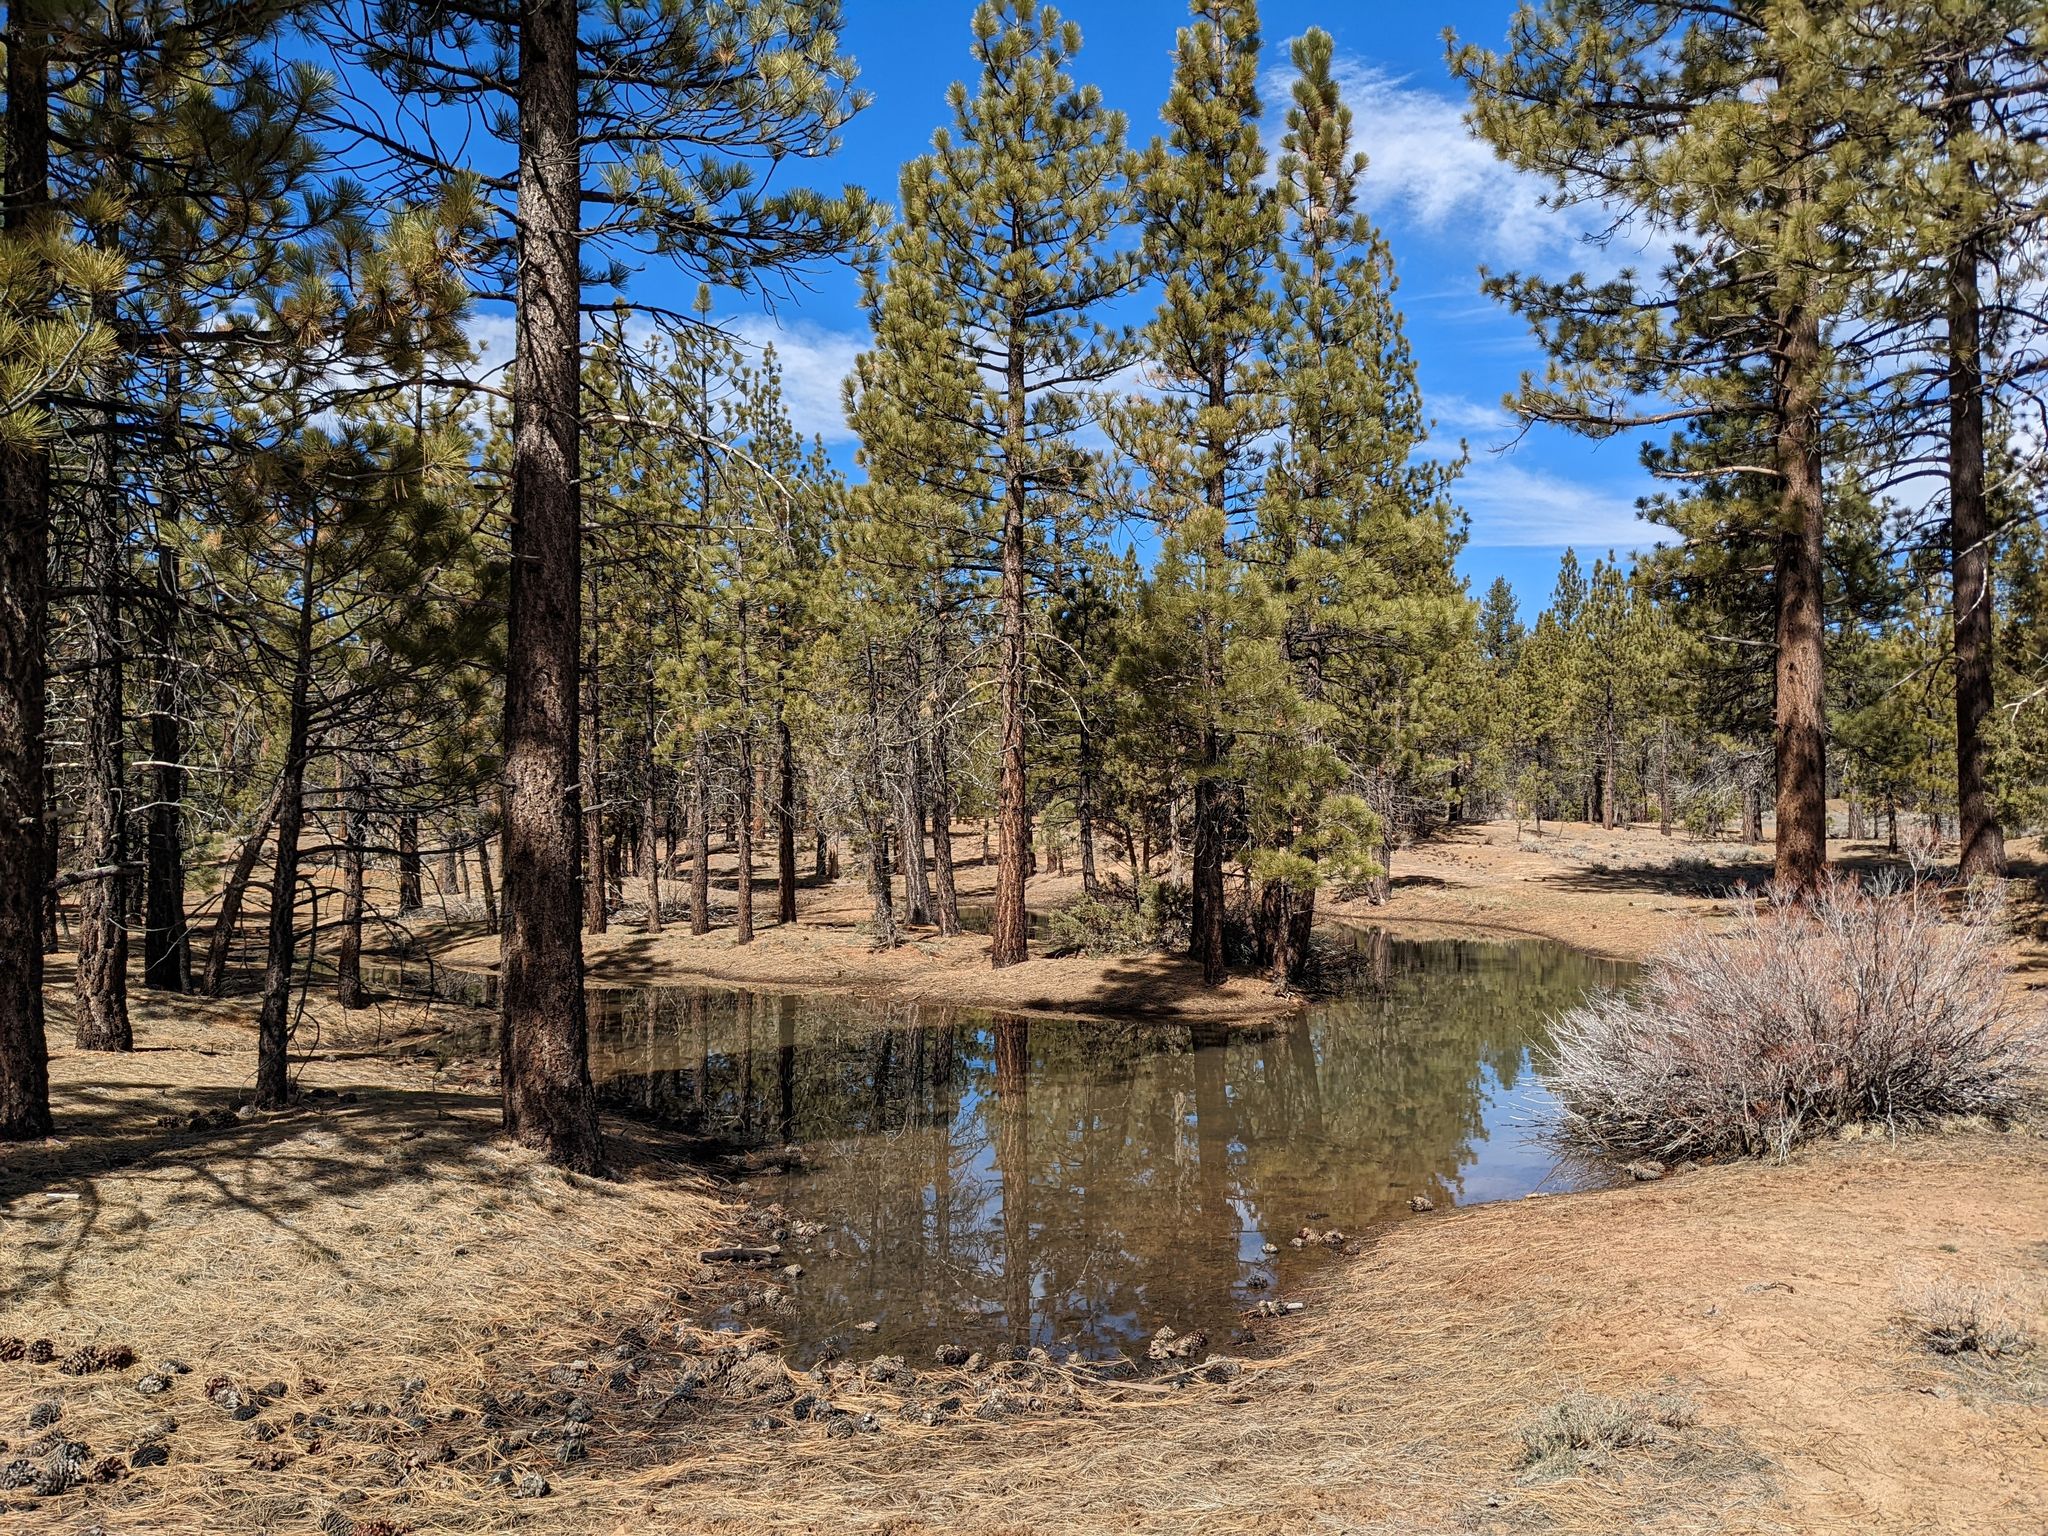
<box><xmin>585</xmin><ymin>930</ymin><xmax>1630</xmax><ymax>1360</ymax></box>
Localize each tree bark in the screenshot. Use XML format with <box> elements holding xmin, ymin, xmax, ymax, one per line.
<box><xmin>198</xmin><ymin>778</ymin><xmax>285</xmax><ymax>997</ymax></box>
<box><xmin>1771</xmin><ymin>297</ymin><xmax>1828</xmax><ymax>895</ymax></box>
<box><xmin>991</xmin><ymin>364</ymin><xmax>1030</xmax><ymax>967</ymax></box>
<box><xmin>74</xmin><ymin>415</ymin><xmax>131</xmax><ymax>1051</ymax></box>
<box><xmin>580</xmin><ymin>558</ymin><xmax>607</xmax><ymax>932</ymax></box>
<box><xmin>1192</xmin><ymin>746</ymin><xmax>1227</xmax><ymax>985</ymax></box>
<box><xmin>0</xmin><ymin>0</ymin><xmax>53</xmax><ymax>1135</ymax></box>
<box><xmin>689</xmin><ymin>736</ymin><xmax>711</xmax><ymax>933</ymax></box>
<box><xmin>774</xmin><ymin>712</ymin><xmax>798</xmax><ymax>924</ymax></box>
<box><xmin>900</xmin><ymin>728</ymin><xmax>933</xmax><ymax>928</ymax></box>
<box><xmin>40</xmin><ymin>765</ymin><xmax>60</xmax><ymax>953</ymax></box>
<box><xmin>1077</xmin><ymin>723</ymin><xmax>1101</xmax><ymax>896</ymax></box>
<box><xmin>641</xmin><ymin>680</ymin><xmax>663</xmax><ymax>934</ymax></box>
<box><xmin>928</xmin><ymin>749</ymin><xmax>962</xmax><ymax>939</ymax></box>
<box><xmin>335</xmin><ymin>764</ymin><xmax>369</xmax><ymax>1010</ymax></box>
<box><xmin>1946</xmin><ymin>80</ymin><xmax>2003</xmax><ymax>879</ymax></box>
<box><xmin>1599</xmin><ymin>705</ymin><xmax>1618</xmax><ymax>831</ymax></box>
<box><xmin>499</xmin><ymin>0</ymin><xmax>603</xmax><ymax>1172</ymax></box>
<box><xmin>734</xmin><ymin>599</ymin><xmax>756</xmax><ymax>945</ymax></box>
<box><xmin>396</xmin><ymin>812</ymin><xmax>422</xmax><ymax>913</ymax></box>
<box><xmin>1657</xmin><ymin>720</ymin><xmax>1672</xmax><ymax>837</ymax></box>
<box><xmin>255</xmin><ymin>542</ymin><xmax>317</xmax><ymax>1109</ymax></box>
<box><xmin>143</xmin><ymin>524</ymin><xmax>190</xmax><ymax>990</ymax></box>
<box><xmin>475</xmin><ymin>826</ymin><xmax>499</xmax><ymax>933</ymax></box>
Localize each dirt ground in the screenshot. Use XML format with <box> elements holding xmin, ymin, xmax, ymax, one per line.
<box><xmin>5</xmin><ymin>821</ymin><xmax>2046</xmax><ymax>1534</ymax></box>
<box><xmin>419</xmin><ymin>834</ymin><xmax>1294</xmax><ymax>1024</ymax></box>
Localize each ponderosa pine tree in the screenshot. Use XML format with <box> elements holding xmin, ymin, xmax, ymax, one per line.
<box><xmin>1845</xmin><ymin>4</ymin><xmax>2048</xmax><ymax>877</ymax></box>
<box><xmin>1455</xmin><ymin>0</ymin><xmax>1866</xmax><ymax>894</ymax></box>
<box><xmin>352</xmin><ymin>0</ymin><xmax>867</xmax><ymax>1169</ymax></box>
<box><xmin>1116</xmin><ymin>0</ymin><xmax>1280</xmax><ymax>984</ymax></box>
<box><xmin>849</xmin><ymin>0</ymin><xmax>1136</xmax><ymax>968</ymax></box>
<box><xmin>1251</xmin><ymin>25</ymin><xmax>1465</xmax><ymax>983</ymax></box>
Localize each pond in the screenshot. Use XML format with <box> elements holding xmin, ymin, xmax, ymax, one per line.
<box><xmin>575</xmin><ymin>928</ymin><xmax>1631</xmax><ymax>1363</ymax></box>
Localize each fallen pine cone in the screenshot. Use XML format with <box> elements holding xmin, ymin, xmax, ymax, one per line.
<box><xmin>60</xmin><ymin>1344</ymin><xmax>136</xmax><ymax>1376</ymax></box>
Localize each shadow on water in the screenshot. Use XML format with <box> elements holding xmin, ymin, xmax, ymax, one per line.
<box><xmin>549</xmin><ymin>928</ymin><xmax>1632</xmax><ymax>1362</ymax></box>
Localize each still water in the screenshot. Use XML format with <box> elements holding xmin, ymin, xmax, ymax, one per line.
<box><xmin>580</xmin><ymin>930</ymin><xmax>1631</xmax><ymax>1361</ymax></box>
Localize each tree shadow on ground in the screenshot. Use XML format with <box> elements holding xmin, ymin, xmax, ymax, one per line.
<box><xmin>0</xmin><ymin>1069</ymin><xmax>707</xmax><ymax>1309</ymax></box>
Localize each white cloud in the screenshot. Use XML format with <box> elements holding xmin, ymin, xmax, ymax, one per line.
<box><xmin>719</xmin><ymin>314</ymin><xmax>864</xmax><ymax>446</ymax></box>
<box><xmin>1309</xmin><ymin>62</ymin><xmax>1664</xmax><ymax>280</ymax></box>
<box><xmin>1427</xmin><ymin>390</ymin><xmax>1517</xmax><ymax>444</ymax></box>
<box><xmin>1456</xmin><ymin>460</ymin><xmax>1661</xmax><ymax>551</ymax></box>
<box><xmin>453</xmin><ymin>305</ymin><xmax>867</xmax><ymax>446</ymax></box>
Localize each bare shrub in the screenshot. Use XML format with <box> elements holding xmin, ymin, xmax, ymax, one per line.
<box><xmin>1904</xmin><ymin>1278</ymin><xmax>2036</xmax><ymax>1360</ymax></box>
<box><xmin>1542</xmin><ymin>874</ymin><xmax>2045</xmax><ymax>1162</ymax></box>
<box><xmin>1519</xmin><ymin>1390</ymin><xmax>1698</xmax><ymax>1478</ymax></box>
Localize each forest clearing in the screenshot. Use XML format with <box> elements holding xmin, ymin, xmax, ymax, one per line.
<box><xmin>7</xmin><ymin>0</ymin><xmax>2048</xmax><ymax>1531</ymax></box>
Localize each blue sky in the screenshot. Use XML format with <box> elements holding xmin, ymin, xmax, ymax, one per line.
<box><xmin>589</xmin><ymin>0</ymin><xmax>1672</xmax><ymax>616</ymax></box>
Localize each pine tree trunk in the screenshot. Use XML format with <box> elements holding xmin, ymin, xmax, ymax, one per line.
<box><xmin>143</xmin><ymin>534</ymin><xmax>191</xmax><ymax>990</ymax></box>
<box><xmin>1192</xmin><ymin>752</ymin><xmax>1227</xmax><ymax>985</ymax></box>
<box><xmin>928</xmin><ymin>753</ymin><xmax>961</xmax><ymax>940</ymax></box>
<box><xmin>40</xmin><ymin>764</ymin><xmax>59</xmax><ymax>954</ymax></box>
<box><xmin>900</xmin><ymin>731</ymin><xmax>933</xmax><ymax>928</ymax></box>
<box><xmin>199</xmin><ymin>778</ymin><xmax>285</xmax><ymax>998</ymax></box>
<box><xmin>1657</xmin><ymin>721</ymin><xmax>1672</xmax><ymax>837</ymax></box>
<box><xmin>1600</xmin><ymin>708</ymin><xmax>1617</xmax><ymax>831</ymax></box>
<box><xmin>336</xmin><ymin>765</ymin><xmax>369</xmax><ymax>1010</ymax></box>
<box><xmin>991</xmin><ymin>374</ymin><xmax>1030</xmax><ymax>968</ymax></box>
<box><xmin>1946</xmin><ymin>92</ymin><xmax>2003</xmax><ymax>879</ymax></box>
<box><xmin>735</xmin><ymin>727</ymin><xmax>756</xmax><ymax>946</ymax></box>
<box><xmin>255</xmin><ymin>552</ymin><xmax>317</xmax><ymax>1110</ymax></box>
<box><xmin>734</xmin><ymin>597</ymin><xmax>756</xmax><ymax>945</ymax></box>
<box><xmin>499</xmin><ymin>0</ymin><xmax>603</xmax><ymax>1173</ymax></box>
<box><xmin>1077</xmin><ymin>724</ymin><xmax>1101</xmax><ymax>896</ymax></box>
<box><xmin>642</xmin><ymin>684</ymin><xmax>663</xmax><ymax>934</ymax></box>
<box><xmin>396</xmin><ymin>812</ymin><xmax>422</xmax><ymax>913</ymax></box>
<box><xmin>0</xmin><ymin>0</ymin><xmax>53</xmax><ymax>1137</ymax></box>
<box><xmin>690</xmin><ymin>738</ymin><xmax>711</xmax><ymax>934</ymax></box>
<box><xmin>1772</xmin><ymin>298</ymin><xmax>1828</xmax><ymax>895</ymax></box>
<box><xmin>1742</xmin><ymin>778</ymin><xmax>1762</xmax><ymax>845</ymax></box>
<box><xmin>775</xmin><ymin>712</ymin><xmax>798</xmax><ymax>925</ymax></box>
<box><xmin>862</xmin><ymin>643</ymin><xmax>899</xmax><ymax>945</ymax></box>
<box><xmin>74</xmin><ymin>436</ymin><xmax>131</xmax><ymax>1051</ymax></box>
<box><xmin>580</xmin><ymin>560</ymin><xmax>607</xmax><ymax>933</ymax></box>
<box><xmin>476</xmin><ymin>825</ymin><xmax>499</xmax><ymax>934</ymax></box>
<box><xmin>1190</xmin><ymin>359</ymin><xmax>1231</xmax><ymax>986</ymax></box>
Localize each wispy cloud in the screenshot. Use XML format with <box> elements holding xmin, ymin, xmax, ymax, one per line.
<box><xmin>720</xmin><ymin>314</ymin><xmax>864</xmax><ymax>446</ymax></box>
<box><xmin>1428</xmin><ymin>390</ymin><xmax>1517</xmax><ymax>444</ymax></box>
<box><xmin>1310</xmin><ymin>61</ymin><xmax>1664</xmax><ymax>280</ymax></box>
<box><xmin>1456</xmin><ymin>461</ymin><xmax>1661</xmax><ymax>551</ymax></box>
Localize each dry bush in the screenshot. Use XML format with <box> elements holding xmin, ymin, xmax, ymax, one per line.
<box><xmin>1904</xmin><ymin>1277</ymin><xmax>2036</xmax><ymax>1360</ymax></box>
<box><xmin>1541</xmin><ymin>874</ymin><xmax>2045</xmax><ymax>1162</ymax></box>
<box><xmin>1519</xmin><ymin>1390</ymin><xmax>1698</xmax><ymax>1478</ymax></box>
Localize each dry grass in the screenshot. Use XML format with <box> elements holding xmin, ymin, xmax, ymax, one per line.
<box><xmin>1902</xmin><ymin>1276</ymin><xmax>2039</xmax><ymax>1362</ymax></box>
<box><xmin>1</xmin><ymin>983</ymin><xmax>729</xmax><ymax>1535</ymax></box>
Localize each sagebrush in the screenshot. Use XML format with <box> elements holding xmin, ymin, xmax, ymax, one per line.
<box><xmin>1541</xmin><ymin>875</ymin><xmax>2045</xmax><ymax>1161</ymax></box>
